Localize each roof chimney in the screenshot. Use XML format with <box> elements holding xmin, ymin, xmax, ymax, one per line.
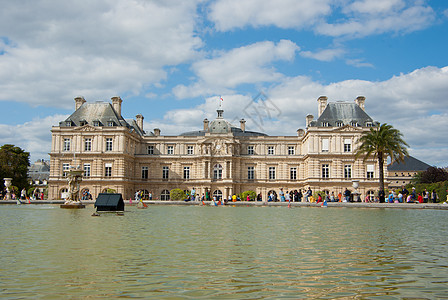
<box><xmin>240</xmin><ymin>119</ymin><xmax>246</xmax><ymax>132</ymax></box>
<box><xmin>317</xmin><ymin>96</ymin><xmax>328</xmax><ymax>117</ymax></box>
<box><xmin>355</xmin><ymin>96</ymin><xmax>365</xmax><ymax>111</ymax></box>
<box><xmin>136</xmin><ymin>114</ymin><xmax>144</xmax><ymax>131</ymax></box>
<box><xmin>306</xmin><ymin>114</ymin><xmax>314</xmax><ymax>128</ymax></box>
<box><xmin>111</xmin><ymin>96</ymin><xmax>123</xmax><ymax>116</ymax></box>
<box><xmin>203</xmin><ymin>118</ymin><xmax>209</xmax><ymax>131</ymax></box>
<box><xmin>74</xmin><ymin>96</ymin><xmax>86</xmax><ymax>110</ymax></box>
<box><xmin>154</xmin><ymin>128</ymin><xmax>160</xmax><ymax>136</ymax></box>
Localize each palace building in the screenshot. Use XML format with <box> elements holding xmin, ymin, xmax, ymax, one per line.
<box><xmin>48</xmin><ymin>95</ymin><xmax>383</xmax><ymax>201</ymax></box>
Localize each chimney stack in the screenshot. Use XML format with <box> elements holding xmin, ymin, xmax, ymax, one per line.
<box><xmin>355</xmin><ymin>96</ymin><xmax>365</xmax><ymax>111</ymax></box>
<box><xmin>240</xmin><ymin>119</ymin><xmax>246</xmax><ymax>131</ymax></box>
<box><xmin>136</xmin><ymin>114</ymin><xmax>144</xmax><ymax>131</ymax></box>
<box><xmin>306</xmin><ymin>114</ymin><xmax>314</xmax><ymax>128</ymax></box>
<box><xmin>317</xmin><ymin>96</ymin><xmax>328</xmax><ymax>117</ymax></box>
<box><xmin>154</xmin><ymin>128</ymin><xmax>160</xmax><ymax>136</ymax></box>
<box><xmin>203</xmin><ymin>118</ymin><xmax>209</xmax><ymax>131</ymax></box>
<box><xmin>74</xmin><ymin>96</ymin><xmax>86</xmax><ymax>110</ymax></box>
<box><xmin>111</xmin><ymin>96</ymin><xmax>123</xmax><ymax>116</ymax></box>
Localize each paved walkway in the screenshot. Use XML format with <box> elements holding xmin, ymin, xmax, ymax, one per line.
<box><xmin>1</xmin><ymin>200</ymin><xmax>447</xmax><ymax>210</ymax></box>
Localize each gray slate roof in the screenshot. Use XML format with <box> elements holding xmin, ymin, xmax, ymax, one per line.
<box><xmin>28</xmin><ymin>160</ymin><xmax>50</xmax><ymax>182</ymax></box>
<box><xmin>60</xmin><ymin>102</ymin><xmax>147</xmax><ymax>136</ymax></box>
<box><xmin>310</xmin><ymin>102</ymin><xmax>376</xmax><ymax>127</ymax></box>
<box><xmin>388</xmin><ymin>156</ymin><xmax>432</xmax><ymax>172</ymax></box>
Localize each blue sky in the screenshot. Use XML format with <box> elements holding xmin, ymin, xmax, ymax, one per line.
<box><xmin>0</xmin><ymin>0</ymin><xmax>447</xmax><ymax>167</ymax></box>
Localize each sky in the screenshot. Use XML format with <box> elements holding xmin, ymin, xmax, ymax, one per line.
<box><xmin>0</xmin><ymin>0</ymin><xmax>447</xmax><ymax>167</ymax></box>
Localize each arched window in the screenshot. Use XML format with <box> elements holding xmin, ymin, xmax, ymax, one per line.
<box><xmin>213</xmin><ymin>190</ymin><xmax>222</xmax><ymax>200</ymax></box>
<box><xmin>267</xmin><ymin>190</ymin><xmax>277</xmax><ymax>201</ymax></box>
<box><xmin>141</xmin><ymin>189</ymin><xmax>149</xmax><ymax>199</ymax></box>
<box><xmin>213</xmin><ymin>164</ymin><xmax>223</xmax><ymax>179</ymax></box>
<box><xmin>161</xmin><ymin>189</ymin><xmax>170</xmax><ymax>201</ymax></box>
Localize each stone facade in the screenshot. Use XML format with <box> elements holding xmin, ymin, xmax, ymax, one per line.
<box><xmin>49</xmin><ymin>96</ymin><xmax>383</xmax><ymax>201</ymax></box>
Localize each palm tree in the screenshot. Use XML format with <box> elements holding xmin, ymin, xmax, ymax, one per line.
<box><xmin>355</xmin><ymin>123</ymin><xmax>409</xmax><ymax>192</ymax></box>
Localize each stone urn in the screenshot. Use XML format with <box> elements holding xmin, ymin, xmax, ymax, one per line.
<box><xmin>3</xmin><ymin>178</ymin><xmax>12</xmax><ymax>200</ymax></box>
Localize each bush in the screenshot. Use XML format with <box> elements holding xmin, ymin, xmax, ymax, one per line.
<box><xmin>411</xmin><ymin>180</ymin><xmax>448</xmax><ymax>203</ymax></box>
<box><xmin>170</xmin><ymin>188</ymin><xmax>186</xmax><ymax>201</ymax></box>
<box><xmin>105</xmin><ymin>188</ymin><xmax>116</xmax><ymax>193</ymax></box>
<box><xmin>241</xmin><ymin>190</ymin><xmax>257</xmax><ymax>201</ymax></box>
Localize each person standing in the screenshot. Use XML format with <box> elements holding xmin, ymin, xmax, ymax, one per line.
<box><xmin>423</xmin><ymin>189</ymin><xmax>428</xmax><ymax>203</ymax></box>
<box><xmin>21</xmin><ymin>188</ymin><xmax>27</xmax><ymax>200</ymax></box>
<box><xmin>298</xmin><ymin>189</ymin><xmax>303</xmax><ymax>202</ymax></box>
<box><xmin>431</xmin><ymin>190</ymin><xmax>438</xmax><ymax>203</ymax></box>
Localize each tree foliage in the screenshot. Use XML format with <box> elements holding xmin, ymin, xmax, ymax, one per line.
<box><xmin>170</xmin><ymin>188</ymin><xmax>186</xmax><ymax>201</ymax></box>
<box><xmin>0</xmin><ymin>144</ymin><xmax>30</xmax><ymax>190</ymax></box>
<box><xmin>355</xmin><ymin>123</ymin><xmax>409</xmax><ymax>192</ymax></box>
<box><xmin>241</xmin><ymin>190</ymin><xmax>256</xmax><ymax>201</ymax></box>
<box><xmin>414</xmin><ymin>167</ymin><xmax>448</xmax><ymax>184</ymax></box>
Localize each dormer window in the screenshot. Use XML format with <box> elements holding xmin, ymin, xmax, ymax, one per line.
<box><xmin>350</xmin><ymin>121</ymin><xmax>358</xmax><ymax>127</ymax></box>
<box><xmin>79</xmin><ymin>119</ymin><xmax>87</xmax><ymax>126</ymax></box>
<box><xmin>107</xmin><ymin>121</ymin><xmax>115</xmax><ymax>127</ymax></box>
<box><xmin>93</xmin><ymin>121</ymin><xmax>100</xmax><ymax>127</ymax></box>
<box><xmin>336</xmin><ymin>122</ymin><xmax>343</xmax><ymax>127</ymax></box>
<box><xmin>65</xmin><ymin>120</ymin><xmax>72</xmax><ymax>127</ymax></box>
<box><xmin>365</xmin><ymin>122</ymin><xmax>373</xmax><ymax>127</ymax></box>
<box><xmin>322</xmin><ymin>122</ymin><xmax>330</xmax><ymax>127</ymax></box>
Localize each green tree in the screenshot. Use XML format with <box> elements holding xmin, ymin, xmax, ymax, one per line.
<box><xmin>241</xmin><ymin>190</ymin><xmax>256</xmax><ymax>201</ymax></box>
<box><xmin>414</xmin><ymin>166</ymin><xmax>448</xmax><ymax>184</ymax></box>
<box><xmin>355</xmin><ymin>123</ymin><xmax>409</xmax><ymax>192</ymax></box>
<box><xmin>0</xmin><ymin>144</ymin><xmax>30</xmax><ymax>190</ymax></box>
<box><xmin>170</xmin><ymin>188</ymin><xmax>186</xmax><ymax>201</ymax></box>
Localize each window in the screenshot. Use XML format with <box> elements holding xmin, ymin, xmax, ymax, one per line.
<box><xmin>350</xmin><ymin>121</ymin><xmax>358</xmax><ymax>127</ymax></box>
<box><xmin>366</xmin><ymin>122</ymin><xmax>373</xmax><ymax>127</ymax></box>
<box><xmin>344</xmin><ymin>139</ymin><xmax>351</xmax><ymax>152</ymax></box>
<box><xmin>147</xmin><ymin>145</ymin><xmax>154</xmax><ymax>155</ymax></box>
<box><xmin>336</xmin><ymin>122</ymin><xmax>343</xmax><ymax>127</ymax></box>
<box><xmin>65</xmin><ymin>121</ymin><xmax>72</xmax><ymax>127</ymax></box>
<box><xmin>105</xmin><ymin>163</ymin><xmax>112</xmax><ymax>177</ymax></box>
<box><xmin>213</xmin><ymin>164</ymin><xmax>222</xmax><ymax>180</ymax></box>
<box><xmin>162</xmin><ymin>166</ymin><xmax>169</xmax><ymax>179</ymax></box>
<box><xmin>322</xmin><ymin>122</ymin><xmax>330</xmax><ymax>127</ymax></box>
<box><xmin>288</xmin><ymin>146</ymin><xmax>295</xmax><ymax>155</ymax></box>
<box><xmin>367</xmin><ymin>164</ymin><xmax>374</xmax><ymax>179</ymax></box>
<box><xmin>247</xmin><ymin>145</ymin><xmax>254</xmax><ymax>155</ymax></box>
<box><xmin>62</xmin><ymin>163</ymin><xmax>70</xmax><ymax>177</ymax></box>
<box><xmin>187</xmin><ymin>146</ymin><xmax>194</xmax><ymax>155</ymax></box>
<box><xmin>213</xmin><ymin>190</ymin><xmax>223</xmax><ymax>200</ymax></box>
<box><xmin>290</xmin><ymin>167</ymin><xmax>297</xmax><ymax>180</ymax></box>
<box><xmin>84</xmin><ymin>138</ymin><xmax>92</xmax><ymax>151</ymax></box>
<box><xmin>167</xmin><ymin>145</ymin><xmax>174</xmax><ymax>155</ymax></box>
<box><xmin>106</xmin><ymin>138</ymin><xmax>113</xmax><ymax>151</ymax></box>
<box><xmin>83</xmin><ymin>163</ymin><xmax>91</xmax><ymax>177</ymax></box>
<box><xmin>161</xmin><ymin>189</ymin><xmax>170</xmax><ymax>201</ymax></box>
<box><xmin>322</xmin><ymin>138</ymin><xmax>329</xmax><ymax>152</ymax></box>
<box><xmin>63</xmin><ymin>138</ymin><xmax>71</xmax><ymax>152</ymax></box>
<box><xmin>269</xmin><ymin>167</ymin><xmax>276</xmax><ymax>180</ymax></box>
<box><xmin>248</xmin><ymin>166</ymin><xmax>254</xmax><ymax>180</ymax></box>
<box><xmin>268</xmin><ymin>146</ymin><xmax>274</xmax><ymax>155</ymax></box>
<box><xmin>107</xmin><ymin>121</ymin><xmax>114</xmax><ymax>127</ymax></box>
<box><xmin>344</xmin><ymin>164</ymin><xmax>352</xmax><ymax>179</ymax></box>
<box><xmin>141</xmin><ymin>166</ymin><xmax>148</xmax><ymax>179</ymax></box>
<box><xmin>322</xmin><ymin>164</ymin><xmax>329</xmax><ymax>179</ymax></box>
<box><xmin>183</xmin><ymin>166</ymin><xmax>190</xmax><ymax>179</ymax></box>
<box><xmin>80</xmin><ymin>120</ymin><xmax>87</xmax><ymax>126</ymax></box>
<box><xmin>93</xmin><ymin>121</ymin><xmax>100</xmax><ymax>127</ymax></box>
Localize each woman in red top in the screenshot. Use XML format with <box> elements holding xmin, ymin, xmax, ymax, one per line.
<box><xmin>417</xmin><ymin>193</ymin><xmax>423</xmax><ymax>203</ymax></box>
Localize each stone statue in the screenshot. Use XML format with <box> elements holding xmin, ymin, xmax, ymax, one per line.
<box><xmin>65</xmin><ymin>166</ymin><xmax>84</xmax><ymax>204</ymax></box>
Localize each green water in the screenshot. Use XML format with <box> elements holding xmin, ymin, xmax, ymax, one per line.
<box><xmin>1</xmin><ymin>205</ymin><xmax>447</xmax><ymax>299</ymax></box>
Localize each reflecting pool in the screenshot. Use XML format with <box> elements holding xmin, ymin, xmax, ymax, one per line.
<box><xmin>1</xmin><ymin>205</ymin><xmax>447</xmax><ymax>299</ymax></box>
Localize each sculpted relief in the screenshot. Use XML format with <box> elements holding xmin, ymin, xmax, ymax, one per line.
<box><xmin>200</xmin><ymin>138</ymin><xmax>240</xmax><ymax>156</ymax></box>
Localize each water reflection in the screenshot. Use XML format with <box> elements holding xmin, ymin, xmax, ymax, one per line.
<box><xmin>0</xmin><ymin>205</ymin><xmax>447</xmax><ymax>298</ymax></box>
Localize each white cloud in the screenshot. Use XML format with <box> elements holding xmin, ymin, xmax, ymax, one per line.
<box><xmin>173</xmin><ymin>40</ymin><xmax>300</xmax><ymax>98</ymax></box>
<box><xmin>300</xmin><ymin>48</ymin><xmax>345</xmax><ymax>62</ymax></box>
<box><xmin>208</xmin><ymin>0</ymin><xmax>332</xmax><ymax>31</ymax></box>
<box><xmin>346</xmin><ymin>58</ymin><xmax>374</xmax><ymax>68</ymax></box>
<box><xmin>0</xmin><ymin>114</ymin><xmax>68</xmax><ymax>162</ymax></box>
<box><xmin>0</xmin><ymin>0</ymin><xmax>202</xmax><ymax>108</ymax></box>
<box><xmin>317</xmin><ymin>1</ymin><xmax>435</xmax><ymax>38</ymax></box>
